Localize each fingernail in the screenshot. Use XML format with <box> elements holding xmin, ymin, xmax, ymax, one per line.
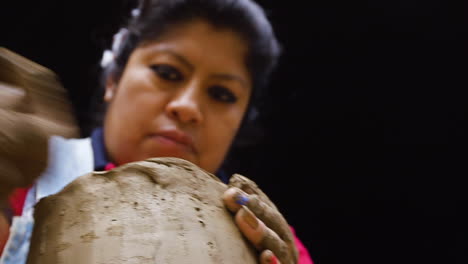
<box><xmin>235</xmin><ymin>190</ymin><xmax>249</xmax><ymax>206</ymax></box>
<box><xmin>240</xmin><ymin>205</ymin><xmax>258</xmax><ymax>229</ymax></box>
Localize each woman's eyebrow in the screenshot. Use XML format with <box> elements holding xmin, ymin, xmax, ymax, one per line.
<box><xmin>153</xmin><ymin>47</ymin><xmax>195</xmax><ymax>71</ymax></box>
<box><xmin>210</xmin><ymin>73</ymin><xmax>249</xmax><ymax>90</ymax></box>
<box><xmin>155</xmin><ymin>48</ymin><xmax>248</xmax><ymax>89</ymax></box>
<box><xmin>158</xmin><ymin>49</ymin><xmax>195</xmax><ymax>71</ymax></box>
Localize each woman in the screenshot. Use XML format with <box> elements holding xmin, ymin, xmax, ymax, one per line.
<box><xmin>1</xmin><ymin>0</ymin><xmax>313</xmax><ymax>263</ymax></box>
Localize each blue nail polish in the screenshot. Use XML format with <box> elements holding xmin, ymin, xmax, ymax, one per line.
<box><xmin>235</xmin><ymin>193</ymin><xmax>249</xmax><ymax>205</ymax></box>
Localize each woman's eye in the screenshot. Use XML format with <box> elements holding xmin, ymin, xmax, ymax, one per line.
<box><xmin>208</xmin><ymin>86</ymin><xmax>238</xmax><ymax>103</ymax></box>
<box><xmin>150</xmin><ymin>64</ymin><xmax>183</xmax><ymax>81</ymax></box>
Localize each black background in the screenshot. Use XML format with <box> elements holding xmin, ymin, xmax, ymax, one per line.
<box><xmin>2</xmin><ymin>1</ymin><xmax>467</xmax><ymax>263</ymax></box>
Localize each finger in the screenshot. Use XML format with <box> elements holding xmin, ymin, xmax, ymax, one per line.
<box><xmin>235</xmin><ymin>205</ymin><xmax>265</xmax><ymax>248</ymax></box>
<box><xmin>234</xmin><ymin>192</ymin><xmax>298</xmax><ymax>263</ymax></box>
<box><xmin>252</xmin><ymin>195</ymin><xmax>298</xmax><ymax>264</ymax></box>
<box><xmin>261</xmin><ymin>227</ymin><xmax>295</xmax><ymax>264</ymax></box>
<box><xmin>245</xmin><ymin>194</ymin><xmax>292</xmax><ymax>241</ymax></box>
<box><xmin>224</xmin><ymin>187</ymin><xmax>298</xmax><ymax>261</ymax></box>
<box><xmin>0</xmin><ymin>83</ymin><xmax>28</xmax><ymax>112</ymax></box>
<box><xmin>228</xmin><ymin>173</ymin><xmax>278</xmax><ymax>210</ymax></box>
<box><xmin>222</xmin><ymin>187</ymin><xmax>249</xmax><ymax>213</ymax></box>
<box><xmin>235</xmin><ymin>206</ymin><xmax>293</xmax><ymax>264</ymax></box>
<box><xmin>227</xmin><ymin>175</ymin><xmax>299</xmax><ymax>263</ymax></box>
<box><xmin>227</xmin><ymin>175</ymin><xmax>288</xmax><ymax>243</ymax></box>
<box><xmin>260</xmin><ymin>250</ymin><xmax>281</xmax><ymax>264</ymax></box>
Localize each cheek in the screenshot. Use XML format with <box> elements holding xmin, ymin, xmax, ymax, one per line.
<box><xmin>201</xmin><ymin>109</ymin><xmax>245</xmax><ymax>157</ymax></box>
<box><xmin>105</xmin><ymin>87</ymin><xmax>166</xmax><ymax>160</ymax></box>
<box><xmin>199</xmin><ymin>119</ymin><xmax>242</xmax><ymax>173</ymax></box>
<box><xmin>114</xmin><ymin>82</ymin><xmax>165</xmax><ymax>120</ymax></box>
<box><xmin>211</xmin><ymin>125</ymin><xmax>238</xmax><ymax>147</ymax></box>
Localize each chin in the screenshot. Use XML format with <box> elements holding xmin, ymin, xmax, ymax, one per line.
<box><xmin>142</xmin><ymin>150</ymin><xmax>194</xmax><ymax>164</ymax></box>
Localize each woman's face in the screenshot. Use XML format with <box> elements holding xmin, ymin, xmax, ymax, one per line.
<box><xmin>103</xmin><ymin>20</ymin><xmax>252</xmax><ymax>173</ymax></box>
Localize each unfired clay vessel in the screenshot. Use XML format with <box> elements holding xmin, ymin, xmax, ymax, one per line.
<box><xmin>27</xmin><ymin>157</ymin><xmax>258</xmax><ymax>264</ymax></box>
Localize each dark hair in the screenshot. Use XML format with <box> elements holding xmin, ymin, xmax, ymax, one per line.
<box><xmin>91</xmin><ymin>0</ymin><xmax>281</xmax><ymax>145</ymax></box>
<box><xmin>107</xmin><ymin>0</ymin><xmax>280</xmax><ymax>97</ymax></box>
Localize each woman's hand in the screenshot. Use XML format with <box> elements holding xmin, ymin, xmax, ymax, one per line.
<box><xmin>0</xmin><ymin>108</ymin><xmax>48</xmax><ymax>204</ymax></box>
<box><xmin>0</xmin><ymin>47</ymin><xmax>79</xmax><ymax>204</ymax></box>
<box><xmin>223</xmin><ymin>174</ymin><xmax>298</xmax><ymax>264</ymax></box>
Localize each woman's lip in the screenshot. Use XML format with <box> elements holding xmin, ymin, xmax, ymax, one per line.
<box><xmin>151</xmin><ymin>135</ymin><xmax>195</xmax><ymax>155</ymax></box>
<box><xmin>154</xmin><ymin>135</ymin><xmax>186</xmax><ymax>147</ymax></box>
<box><xmin>151</xmin><ymin>131</ymin><xmax>195</xmax><ymax>153</ymax></box>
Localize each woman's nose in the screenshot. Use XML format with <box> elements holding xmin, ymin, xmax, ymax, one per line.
<box><xmin>166</xmin><ymin>87</ymin><xmax>203</xmax><ymax>124</ymax></box>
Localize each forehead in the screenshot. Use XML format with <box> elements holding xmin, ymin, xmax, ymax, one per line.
<box><xmin>139</xmin><ymin>19</ymin><xmax>248</xmax><ymax>59</ymax></box>
<box><xmin>134</xmin><ymin>19</ymin><xmax>251</xmax><ymax>83</ymax></box>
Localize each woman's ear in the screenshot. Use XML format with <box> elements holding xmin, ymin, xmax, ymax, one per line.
<box><xmin>104</xmin><ymin>77</ymin><xmax>116</xmax><ymax>102</ymax></box>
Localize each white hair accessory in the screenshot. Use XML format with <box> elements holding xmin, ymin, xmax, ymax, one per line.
<box><xmin>131</xmin><ymin>8</ymin><xmax>141</xmax><ymax>18</ymax></box>
<box><xmin>111</xmin><ymin>28</ymin><xmax>129</xmax><ymax>54</ymax></box>
<box><xmin>100</xmin><ymin>4</ymin><xmax>141</xmax><ymax>68</ymax></box>
<box><xmin>100</xmin><ymin>50</ymin><xmax>114</xmax><ymax>68</ymax></box>
<box><xmin>100</xmin><ymin>28</ymin><xmax>130</xmax><ymax>68</ymax></box>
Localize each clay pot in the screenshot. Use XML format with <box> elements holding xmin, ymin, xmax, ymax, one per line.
<box><xmin>27</xmin><ymin>158</ymin><xmax>257</xmax><ymax>264</ymax></box>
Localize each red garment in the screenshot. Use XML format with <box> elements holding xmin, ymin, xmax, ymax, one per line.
<box><xmin>1</xmin><ymin>186</ymin><xmax>31</xmax><ymax>256</ymax></box>
<box><xmin>104</xmin><ymin>162</ymin><xmax>116</xmax><ymax>171</ymax></box>
<box><xmin>291</xmin><ymin>226</ymin><xmax>314</xmax><ymax>264</ymax></box>
<box><xmin>8</xmin><ymin>186</ymin><xmax>31</xmax><ymax>216</ymax></box>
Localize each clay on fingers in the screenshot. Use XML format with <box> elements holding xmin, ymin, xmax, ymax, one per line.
<box><xmin>246</xmin><ymin>195</ymin><xmax>295</xmax><ymax>241</ymax></box>
<box><xmin>261</xmin><ymin>227</ymin><xmax>297</xmax><ymax>264</ymax></box>
<box><xmin>246</xmin><ymin>194</ymin><xmax>298</xmax><ymax>263</ymax></box>
<box><xmin>0</xmin><ymin>109</ymin><xmax>49</xmax><ymax>203</ymax></box>
<box><xmin>0</xmin><ymin>48</ymin><xmax>79</xmax><ymax>204</ymax></box>
<box><xmin>228</xmin><ymin>173</ymin><xmax>278</xmax><ymax>210</ymax></box>
<box><xmin>228</xmin><ymin>174</ymin><xmax>299</xmax><ymax>263</ymax></box>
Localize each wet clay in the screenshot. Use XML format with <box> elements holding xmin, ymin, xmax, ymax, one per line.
<box><xmin>0</xmin><ymin>48</ymin><xmax>78</xmax><ymax>138</ymax></box>
<box><xmin>0</xmin><ymin>47</ymin><xmax>79</xmax><ymax>205</ymax></box>
<box><xmin>27</xmin><ymin>158</ymin><xmax>258</xmax><ymax>264</ymax></box>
